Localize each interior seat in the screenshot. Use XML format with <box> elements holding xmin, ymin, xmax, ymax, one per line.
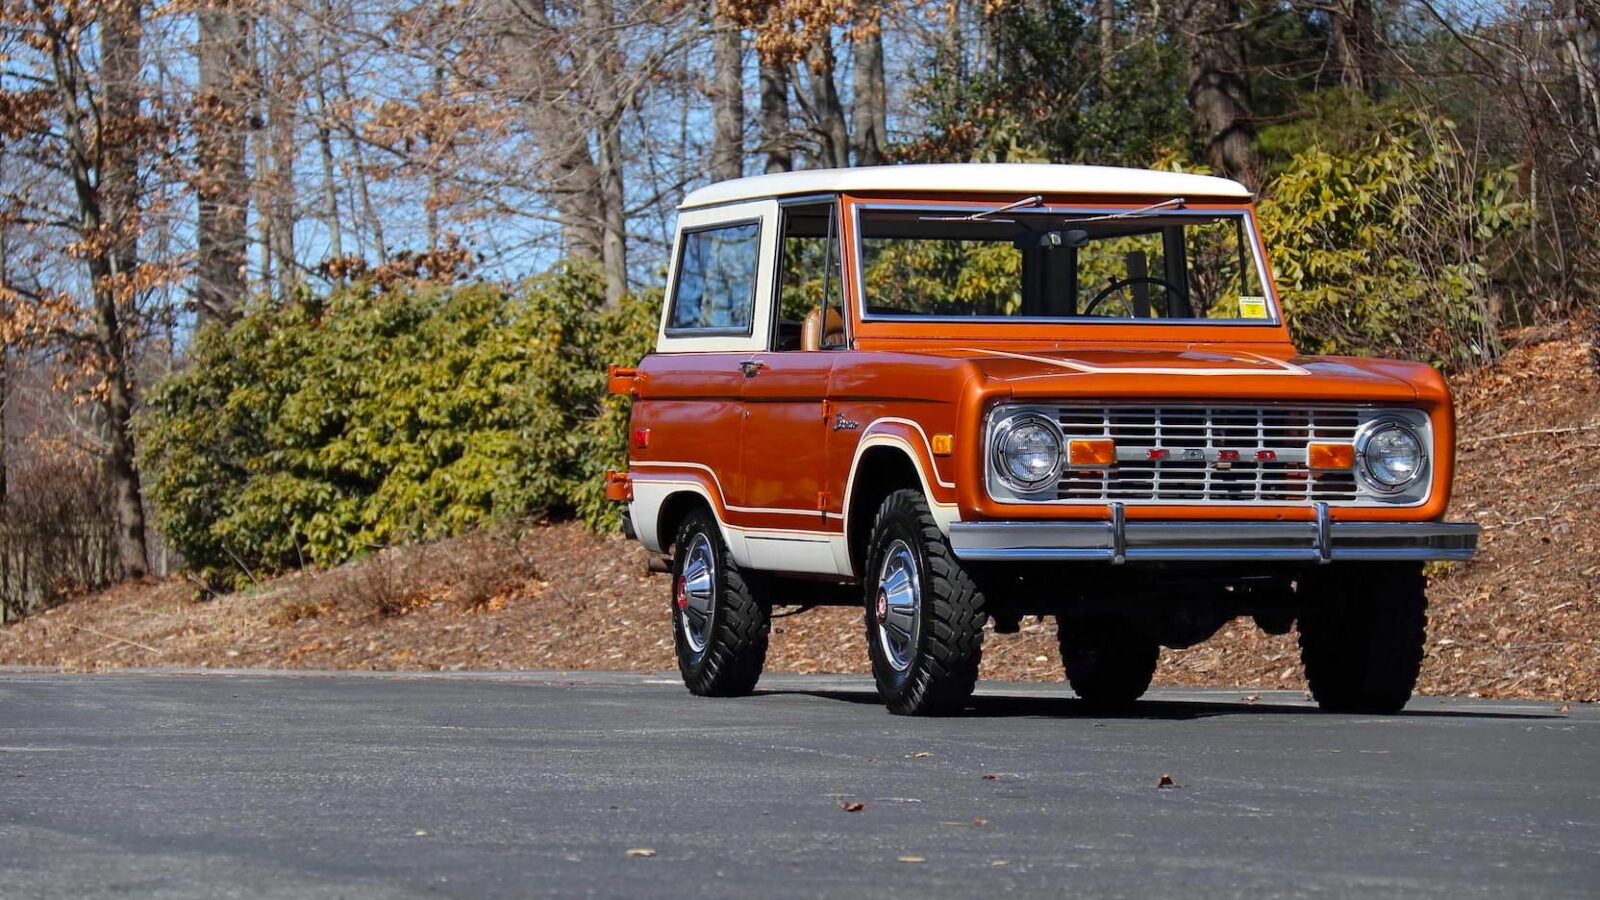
<box><xmin>800</xmin><ymin>307</ymin><xmax>845</xmax><ymax>351</ymax></box>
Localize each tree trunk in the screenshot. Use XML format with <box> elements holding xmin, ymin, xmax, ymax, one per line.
<box><xmin>267</xmin><ymin>32</ymin><xmax>297</xmax><ymax>298</ymax></box>
<box><xmin>851</xmin><ymin>20</ymin><xmax>888</xmax><ymax>166</ymax></box>
<box><xmin>1</xmin><ymin>212</ymin><xmax>9</xmax><ymax>502</ymax></box>
<box><xmin>196</xmin><ymin>0</ymin><xmax>251</xmax><ymax>326</ymax></box>
<box><xmin>598</xmin><ymin>111</ymin><xmax>628</xmax><ymax>305</ymax></box>
<box><xmin>95</xmin><ymin>0</ymin><xmax>151</xmax><ymax>579</ymax></box>
<box><xmin>1560</xmin><ymin>0</ymin><xmax>1600</xmax><ymax>169</ymax></box>
<box><xmin>711</xmin><ymin>5</ymin><xmax>745</xmax><ymax>182</ymax></box>
<box><xmin>0</xmin><ymin>346</ymin><xmax>8</xmax><ymax>502</ymax></box>
<box><xmin>1330</xmin><ymin>0</ymin><xmax>1380</xmax><ymax>99</ymax></box>
<box><xmin>758</xmin><ymin>58</ymin><xmax>792</xmax><ymax>173</ymax></box>
<box><xmin>805</xmin><ymin>37</ymin><xmax>851</xmax><ymax>169</ymax></box>
<box><xmin>582</xmin><ymin>0</ymin><xmax>628</xmax><ymax>305</ymax></box>
<box><xmin>495</xmin><ymin>0</ymin><xmax>605</xmax><ymax>264</ymax></box>
<box><xmin>1182</xmin><ymin>0</ymin><xmax>1260</xmax><ymax>189</ymax></box>
<box><xmin>1098</xmin><ymin>0</ymin><xmax>1116</xmax><ymax>96</ymax></box>
<box><xmin>427</xmin><ymin>64</ymin><xmax>443</xmax><ymax>251</ymax></box>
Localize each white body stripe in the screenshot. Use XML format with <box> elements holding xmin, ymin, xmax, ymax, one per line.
<box><xmin>629</xmin><ymin>416</ymin><xmax>959</xmax><ymax>577</ymax></box>
<box><xmin>961</xmin><ymin>347</ymin><xmax>1310</xmax><ymax>377</ymax></box>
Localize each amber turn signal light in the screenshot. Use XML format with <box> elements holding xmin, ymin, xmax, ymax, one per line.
<box><xmin>1307</xmin><ymin>442</ymin><xmax>1355</xmax><ymax>469</ymax></box>
<box><xmin>1067</xmin><ymin>439</ymin><xmax>1116</xmax><ymax>467</ymax></box>
<box><xmin>931</xmin><ymin>434</ymin><xmax>954</xmax><ymax>456</ymax></box>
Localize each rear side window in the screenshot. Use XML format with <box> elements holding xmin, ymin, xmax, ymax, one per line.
<box><xmin>668</xmin><ymin>222</ymin><xmax>761</xmax><ymax>333</ymax></box>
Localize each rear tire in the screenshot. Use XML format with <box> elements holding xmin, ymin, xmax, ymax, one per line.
<box><xmin>1296</xmin><ymin>562</ymin><xmax>1427</xmax><ymax>714</ymax></box>
<box><xmin>1057</xmin><ymin>617</ymin><xmax>1159</xmax><ymax>710</ymax></box>
<box><xmin>671</xmin><ymin>509</ymin><xmax>769</xmax><ymax>697</ymax></box>
<box><xmin>864</xmin><ymin>489</ymin><xmax>986</xmax><ymax>716</ymax></box>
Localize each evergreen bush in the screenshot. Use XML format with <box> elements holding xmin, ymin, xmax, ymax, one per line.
<box><xmin>138</xmin><ymin>264</ymin><xmax>656</xmax><ymax>584</ymax></box>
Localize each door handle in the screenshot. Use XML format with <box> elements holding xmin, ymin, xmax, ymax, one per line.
<box><xmin>739</xmin><ymin>360</ymin><xmax>765</xmax><ymax>378</ymax></box>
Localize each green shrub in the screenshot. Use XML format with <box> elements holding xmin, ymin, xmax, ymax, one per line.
<box><xmin>1257</xmin><ymin>112</ymin><xmax>1527</xmax><ymax>369</ymax></box>
<box><xmin>138</xmin><ymin>264</ymin><xmax>656</xmax><ymax>583</ymax></box>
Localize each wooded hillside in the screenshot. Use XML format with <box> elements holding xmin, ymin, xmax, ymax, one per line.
<box><xmin>2</xmin><ymin>0</ymin><xmax>1597</xmax><ymax>615</ymax></box>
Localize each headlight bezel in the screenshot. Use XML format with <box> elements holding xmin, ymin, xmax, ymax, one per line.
<box><xmin>990</xmin><ymin>412</ymin><xmax>1065</xmax><ymax>493</ymax></box>
<box><xmin>1354</xmin><ymin>416</ymin><xmax>1429</xmax><ymax>495</ymax></box>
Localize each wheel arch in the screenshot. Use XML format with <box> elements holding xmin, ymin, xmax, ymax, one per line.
<box><xmin>656</xmin><ymin>489</ymin><xmax>720</xmax><ymax>554</ymax></box>
<box><xmin>845</xmin><ymin>444</ymin><xmax>928</xmax><ymax>578</ymax></box>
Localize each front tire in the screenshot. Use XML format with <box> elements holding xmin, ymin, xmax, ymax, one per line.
<box><xmin>864</xmin><ymin>489</ymin><xmax>987</xmax><ymax>716</ymax></box>
<box><xmin>671</xmin><ymin>509</ymin><xmax>769</xmax><ymax>697</ymax></box>
<box><xmin>1057</xmin><ymin>617</ymin><xmax>1159</xmax><ymax>710</ymax></box>
<box><xmin>1296</xmin><ymin>562</ymin><xmax>1428</xmax><ymax>714</ymax></box>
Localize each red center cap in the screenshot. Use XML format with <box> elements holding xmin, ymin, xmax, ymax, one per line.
<box><xmin>675</xmin><ymin>576</ymin><xmax>688</xmax><ymax>611</ymax></box>
<box><xmin>875</xmin><ymin>589</ymin><xmax>888</xmax><ymax>624</ymax></box>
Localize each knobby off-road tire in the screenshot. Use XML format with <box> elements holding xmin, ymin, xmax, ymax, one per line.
<box><xmin>1296</xmin><ymin>562</ymin><xmax>1428</xmax><ymax>714</ymax></box>
<box><xmin>1057</xmin><ymin>617</ymin><xmax>1159</xmax><ymax>710</ymax></box>
<box><xmin>671</xmin><ymin>509</ymin><xmax>770</xmax><ymax>697</ymax></box>
<box><xmin>864</xmin><ymin>489</ymin><xmax>987</xmax><ymax>716</ymax></box>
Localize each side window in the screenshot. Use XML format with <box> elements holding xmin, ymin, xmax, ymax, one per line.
<box><xmin>668</xmin><ymin>222</ymin><xmax>761</xmax><ymax>333</ymax></box>
<box><xmin>774</xmin><ymin>202</ymin><xmax>844</xmax><ymax>351</ymax></box>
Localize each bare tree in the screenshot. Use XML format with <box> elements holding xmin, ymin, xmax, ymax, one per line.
<box><xmin>759</xmin><ymin>58</ymin><xmax>794</xmax><ymax>172</ymax></box>
<box><xmin>711</xmin><ymin>2</ymin><xmax>746</xmax><ymax>181</ymax></box>
<box><xmin>1329</xmin><ymin>0</ymin><xmax>1381</xmax><ymax>98</ymax></box>
<box><xmin>195</xmin><ymin>0</ymin><xmax>252</xmax><ymax>325</ymax></box>
<box><xmin>1098</xmin><ymin>0</ymin><xmax>1115</xmax><ymax>95</ymax></box>
<box><xmin>851</xmin><ymin>14</ymin><xmax>887</xmax><ymax>166</ymax></box>
<box><xmin>98</xmin><ymin>0</ymin><xmax>152</xmax><ymax>576</ymax></box>
<box><xmin>1179</xmin><ymin>0</ymin><xmax>1260</xmax><ymax>188</ymax></box>
<box><xmin>803</xmin><ymin>36</ymin><xmax>851</xmax><ymax>167</ymax></box>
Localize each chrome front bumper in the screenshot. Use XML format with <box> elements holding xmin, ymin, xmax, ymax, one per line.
<box><xmin>948</xmin><ymin>503</ymin><xmax>1478</xmax><ymax>564</ymax></box>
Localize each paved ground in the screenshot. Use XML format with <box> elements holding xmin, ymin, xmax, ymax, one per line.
<box><xmin>0</xmin><ymin>670</ymin><xmax>1596</xmax><ymax>899</ymax></box>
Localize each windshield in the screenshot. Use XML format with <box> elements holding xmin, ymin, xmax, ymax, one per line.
<box><xmin>857</xmin><ymin>205</ymin><xmax>1274</xmax><ymax>323</ymax></box>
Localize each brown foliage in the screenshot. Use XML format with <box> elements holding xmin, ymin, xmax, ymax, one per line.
<box><xmin>0</xmin><ymin>460</ymin><xmax>120</xmax><ymax>622</ymax></box>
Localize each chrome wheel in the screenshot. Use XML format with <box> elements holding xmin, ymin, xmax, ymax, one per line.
<box><xmin>874</xmin><ymin>539</ymin><xmax>921</xmax><ymax>672</ymax></box>
<box><xmin>676</xmin><ymin>532</ymin><xmax>716</xmax><ymax>654</ymax></box>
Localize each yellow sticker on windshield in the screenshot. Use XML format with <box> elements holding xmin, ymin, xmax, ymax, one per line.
<box><xmin>1238</xmin><ymin>296</ymin><xmax>1269</xmax><ymax>319</ymax></box>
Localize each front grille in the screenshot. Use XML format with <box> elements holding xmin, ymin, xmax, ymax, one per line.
<box><xmin>1052</xmin><ymin>405</ymin><xmax>1361</xmax><ymax>504</ymax></box>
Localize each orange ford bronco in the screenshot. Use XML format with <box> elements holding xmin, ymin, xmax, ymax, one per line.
<box><xmin>605</xmin><ymin>163</ymin><xmax>1478</xmax><ymax>715</ymax></box>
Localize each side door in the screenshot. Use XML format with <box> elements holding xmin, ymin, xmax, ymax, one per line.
<box><xmin>732</xmin><ymin>198</ymin><xmax>847</xmax><ymax>575</ymax></box>
<box><xmin>631</xmin><ymin>201</ymin><xmax>777</xmax><ymax>552</ymax></box>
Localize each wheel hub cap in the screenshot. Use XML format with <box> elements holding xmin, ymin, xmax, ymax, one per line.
<box><xmin>874</xmin><ymin>540</ymin><xmax>921</xmax><ymax>673</ymax></box>
<box><xmin>677</xmin><ymin>533</ymin><xmax>716</xmax><ymax>654</ymax></box>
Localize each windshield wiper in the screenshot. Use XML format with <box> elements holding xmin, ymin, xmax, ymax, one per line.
<box><xmin>924</xmin><ymin>194</ymin><xmax>1043</xmax><ymax>223</ymax></box>
<box><xmin>1065</xmin><ymin>196</ymin><xmax>1186</xmax><ymax>223</ymax></box>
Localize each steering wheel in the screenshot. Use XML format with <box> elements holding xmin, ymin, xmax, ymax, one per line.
<box><xmin>1084</xmin><ymin>276</ymin><xmax>1189</xmax><ymax>317</ymax></box>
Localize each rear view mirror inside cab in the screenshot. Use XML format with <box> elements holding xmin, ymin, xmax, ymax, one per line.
<box><xmin>1013</xmin><ymin>228</ymin><xmax>1089</xmax><ymax>250</ymax></box>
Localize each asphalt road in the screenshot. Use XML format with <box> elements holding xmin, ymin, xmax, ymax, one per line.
<box><xmin>0</xmin><ymin>670</ymin><xmax>1596</xmax><ymax>899</ymax></box>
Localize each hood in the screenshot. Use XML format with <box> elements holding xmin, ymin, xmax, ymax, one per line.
<box><xmin>942</xmin><ymin>345</ymin><xmax>1428</xmax><ymax>404</ymax></box>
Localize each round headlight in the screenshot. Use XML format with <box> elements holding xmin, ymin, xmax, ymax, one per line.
<box><xmin>993</xmin><ymin>414</ymin><xmax>1063</xmax><ymax>491</ymax></box>
<box><xmin>1357</xmin><ymin>420</ymin><xmax>1426</xmax><ymax>492</ymax></box>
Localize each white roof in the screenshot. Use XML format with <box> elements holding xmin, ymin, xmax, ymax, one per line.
<box><xmin>679</xmin><ymin>163</ymin><xmax>1252</xmax><ymax>209</ymax></box>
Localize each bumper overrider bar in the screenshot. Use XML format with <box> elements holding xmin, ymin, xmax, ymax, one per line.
<box><xmin>948</xmin><ymin>502</ymin><xmax>1478</xmax><ymax>564</ymax></box>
